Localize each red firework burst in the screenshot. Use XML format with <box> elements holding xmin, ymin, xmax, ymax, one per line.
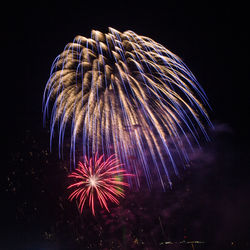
<box><xmin>67</xmin><ymin>153</ymin><xmax>132</xmax><ymax>215</ymax></box>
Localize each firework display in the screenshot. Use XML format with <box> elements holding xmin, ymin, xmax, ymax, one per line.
<box><xmin>67</xmin><ymin>153</ymin><xmax>131</xmax><ymax>215</ymax></box>
<box><xmin>43</xmin><ymin>27</ymin><xmax>211</xmax><ymax>188</ymax></box>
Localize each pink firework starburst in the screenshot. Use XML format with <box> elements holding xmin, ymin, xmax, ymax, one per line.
<box><xmin>67</xmin><ymin>153</ymin><xmax>132</xmax><ymax>215</ymax></box>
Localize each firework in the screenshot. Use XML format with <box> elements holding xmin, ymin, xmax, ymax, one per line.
<box><xmin>67</xmin><ymin>153</ymin><xmax>131</xmax><ymax>215</ymax></box>
<box><xmin>43</xmin><ymin>27</ymin><xmax>212</xmax><ymax>188</ymax></box>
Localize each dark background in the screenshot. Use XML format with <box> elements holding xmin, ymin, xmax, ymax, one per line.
<box><xmin>2</xmin><ymin>1</ymin><xmax>249</xmax><ymax>249</ymax></box>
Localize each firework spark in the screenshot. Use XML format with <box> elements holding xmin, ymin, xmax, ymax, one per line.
<box><xmin>43</xmin><ymin>27</ymin><xmax>212</xmax><ymax>189</ymax></box>
<box><xmin>67</xmin><ymin>153</ymin><xmax>131</xmax><ymax>215</ymax></box>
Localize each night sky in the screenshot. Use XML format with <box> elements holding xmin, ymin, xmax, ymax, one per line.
<box><xmin>3</xmin><ymin>2</ymin><xmax>250</xmax><ymax>249</ymax></box>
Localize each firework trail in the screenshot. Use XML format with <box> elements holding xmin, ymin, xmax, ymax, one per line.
<box><xmin>43</xmin><ymin>27</ymin><xmax>212</xmax><ymax>189</ymax></box>
<box><xmin>67</xmin><ymin>153</ymin><xmax>131</xmax><ymax>215</ymax></box>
